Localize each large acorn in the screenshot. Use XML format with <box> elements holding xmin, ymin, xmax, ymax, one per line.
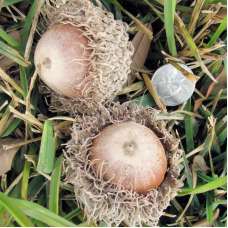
<box><xmin>64</xmin><ymin>103</ymin><xmax>183</xmax><ymax>226</ymax></box>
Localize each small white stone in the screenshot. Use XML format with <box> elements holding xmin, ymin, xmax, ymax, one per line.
<box><xmin>152</xmin><ymin>64</ymin><xmax>196</xmax><ymax>106</ymax></box>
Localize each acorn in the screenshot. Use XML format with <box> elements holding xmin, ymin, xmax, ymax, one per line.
<box><xmin>91</xmin><ymin>121</ymin><xmax>167</xmax><ymax>193</ymax></box>
<box><xmin>35</xmin><ymin>23</ymin><xmax>91</xmax><ymax>98</ymax></box>
<box><xmin>35</xmin><ymin>0</ymin><xmax>134</xmax><ymax>114</ymax></box>
<box><xmin>64</xmin><ymin>103</ymin><xmax>183</xmax><ymax>226</ymax></box>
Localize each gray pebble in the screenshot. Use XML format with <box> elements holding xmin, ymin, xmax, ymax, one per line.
<box><xmin>152</xmin><ymin>64</ymin><xmax>196</xmax><ymax>106</ymax></box>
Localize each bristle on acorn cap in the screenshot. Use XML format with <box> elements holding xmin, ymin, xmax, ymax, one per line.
<box><xmin>38</xmin><ymin>0</ymin><xmax>134</xmax><ymax>115</ymax></box>
<box><xmin>64</xmin><ymin>102</ymin><xmax>183</xmax><ymax>226</ymax></box>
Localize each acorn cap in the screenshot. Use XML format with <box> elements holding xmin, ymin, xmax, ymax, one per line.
<box><xmin>64</xmin><ymin>103</ymin><xmax>183</xmax><ymax>226</ymax></box>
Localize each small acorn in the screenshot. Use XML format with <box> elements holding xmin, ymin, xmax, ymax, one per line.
<box><xmin>35</xmin><ymin>0</ymin><xmax>134</xmax><ymax>114</ymax></box>
<box><xmin>91</xmin><ymin>121</ymin><xmax>167</xmax><ymax>193</ymax></box>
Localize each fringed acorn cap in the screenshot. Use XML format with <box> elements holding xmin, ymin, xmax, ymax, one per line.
<box><xmin>36</xmin><ymin>0</ymin><xmax>134</xmax><ymax>114</ymax></box>
<box><xmin>64</xmin><ymin>102</ymin><xmax>183</xmax><ymax>226</ymax></box>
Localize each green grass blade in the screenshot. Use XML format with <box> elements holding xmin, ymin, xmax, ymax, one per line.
<box><xmin>1</xmin><ymin>195</ymin><xmax>76</xmax><ymax>227</ymax></box>
<box><xmin>224</xmin><ymin>56</ymin><xmax>227</xmax><ymax>73</ymax></box>
<box><xmin>205</xmin><ymin>0</ymin><xmax>227</xmax><ymax>4</ymax></box>
<box><xmin>198</xmin><ymin>173</ymin><xmax>217</xmax><ymax>183</ymax></box>
<box><xmin>64</xmin><ymin>208</ymin><xmax>81</xmax><ymax>221</ymax></box>
<box><xmin>0</xmin><ymin>192</ymin><xmax>34</xmax><ymax>227</ymax></box>
<box><xmin>184</xmin><ymin>100</ymin><xmax>194</xmax><ymax>152</ymax></box>
<box><xmin>49</xmin><ymin>156</ymin><xmax>63</xmax><ymax>214</ymax></box>
<box><xmin>0</xmin><ymin>39</ymin><xmax>25</xmax><ymax>58</ymax></box>
<box><xmin>133</xmin><ymin>94</ymin><xmax>156</xmax><ymax>107</ymax></box>
<box><xmin>0</xmin><ymin>108</ymin><xmax>11</xmax><ymax>136</ymax></box>
<box><xmin>0</xmin><ymin>27</ymin><xmax>19</xmax><ymax>48</ymax></box>
<box><xmin>21</xmin><ymin>160</ymin><xmax>31</xmax><ymax>200</ymax></box>
<box><xmin>179</xmin><ymin>176</ymin><xmax>227</xmax><ymax>196</ymax></box>
<box><xmin>2</xmin><ymin>0</ymin><xmax>25</xmax><ymax>7</ymax></box>
<box><xmin>218</xmin><ymin>127</ymin><xmax>227</xmax><ymax>145</ymax></box>
<box><xmin>19</xmin><ymin>0</ymin><xmax>39</xmax><ymax>95</ymax></box>
<box><xmin>207</xmin><ymin>16</ymin><xmax>227</xmax><ymax>47</ymax></box>
<box><xmin>20</xmin><ymin>0</ymin><xmax>37</xmax><ymax>52</ymax></box>
<box><xmin>0</xmin><ymin>41</ymin><xmax>29</xmax><ymax>67</ymax></box>
<box><xmin>1</xmin><ymin>118</ymin><xmax>21</xmax><ymax>137</ymax></box>
<box><xmin>17</xmin><ymin>201</ymin><xmax>76</xmax><ymax>227</ymax></box>
<box><xmin>206</xmin><ymin>192</ymin><xmax>214</xmax><ymax>224</ymax></box>
<box><xmin>37</xmin><ymin>120</ymin><xmax>56</xmax><ymax>174</ymax></box>
<box><xmin>164</xmin><ymin>0</ymin><xmax>177</xmax><ymax>56</ymax></box>
<box><xmin>19</xmin><ymin>66</ymin><xmax>29</xmax><ymax>96</ymax></box>
<box><xmin>21</xmin><ymin>145</ymin><xmax>37</xmax><ymax>200</ymax></box>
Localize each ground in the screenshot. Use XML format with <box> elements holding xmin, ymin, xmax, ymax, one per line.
<box><xmin>0</xmin><ymin>0</ymin><xmax>227</xmax><ymax>227</ymax></box>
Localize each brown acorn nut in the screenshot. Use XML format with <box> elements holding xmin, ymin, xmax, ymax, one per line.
<box><xmin>91</xmin><ymin>121</ymin><xmax>167</xmax><ymax>193</ymax></box>
<box><xmin>34</xmin><ymin>23</ymin><xmax>91</xmax><ymax>98</ymax></box>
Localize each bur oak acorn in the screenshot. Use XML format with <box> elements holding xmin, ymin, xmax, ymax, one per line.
<box><xmin>35</xmin><ymin>0</ymin><xmax>134</xmax><ymax>114</ymax></box>
<box><xmin>65</xmin><ymin>103</ymin><xmax>182</xmax><ymax>226</ymax></box>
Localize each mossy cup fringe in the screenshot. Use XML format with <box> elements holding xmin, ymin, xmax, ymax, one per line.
<box><xmin>38</xmin><ymin>0</ymin><xmax>134</xmax><ymax>114</ymax></box>
<box><xmin>64</xmin><ymin>102</ymin><xmax>183</xmax><ymax>226</ymax></box>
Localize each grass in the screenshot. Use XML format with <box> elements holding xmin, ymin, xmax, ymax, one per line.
<box><xmin>37</xmin><ymin>120</ymin><xmax>55</xmax><ymax>174</ymax></box>
<box><xmin>0</xmin><ymin>0</ymin><xmax>227</xmax><ymax>227</ymax></box>
<box><xmin>164</xmin><ymin>0</ymin><xmax>177</xmax><ymax>56</ymax></box>
<box><xmin>49</xmin><ymin>156</ymin><xmax>62</xmax><ymax>214</ymax></box>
